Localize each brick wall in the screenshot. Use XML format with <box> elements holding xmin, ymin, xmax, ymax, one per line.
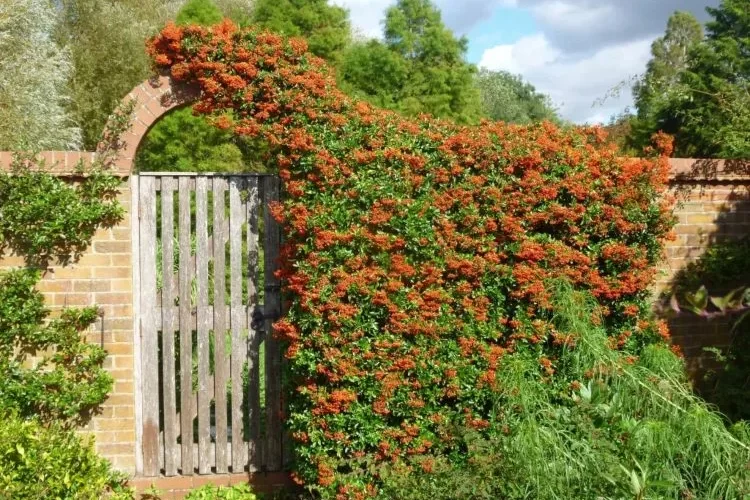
<box><xmin>0</xmin><ymin>157</ymin><xmax>748</xmax><ymax>478</ymax></box>
<box><xmin>656</xmin><ymin>159</ymin><xmax>750</xmax><ymax>379</ymax></box>
<box><xmin>0</xmin><ymin>177</ymin><xmax>137</xmax><ymax>473</ymax></box>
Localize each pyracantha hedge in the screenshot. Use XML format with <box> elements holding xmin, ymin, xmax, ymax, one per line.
<box><xmin>148</xmin><ymin>21</ymin><xmax>675</xmax><ymax>498</ymax></box>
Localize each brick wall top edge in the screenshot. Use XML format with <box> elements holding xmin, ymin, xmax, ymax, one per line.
<box><xmin>0</xmin><ymin>152</ymin><xmax>130</xmax><ymax>178</ymax></box>
<box><xmin>0</xmin><ymin>153</ymin><xmax>747</xmax><ymax>181</ymax></box>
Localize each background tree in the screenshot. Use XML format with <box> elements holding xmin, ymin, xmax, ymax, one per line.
<box><xmin>0</xmin><ymin>0</ymin><xmax>81</xmax><ymax>150</ymax></box>
<box><xmin>176</xmin><ymin>0</ymin><xmax>224</xmax><ymax>25</ymax></box>
<box><xmin>628</xmin><ymin>11</ymin><xmax>703</xmax><ymax>152</ymax></box>
<box><xmin>671</xmin><ymin>0</ymin><xmax>750</xmax><ymax>157</ymax></box>
<box><xmin>57</xmin><ymin>0</ymin><xmax>253</xmax><ymax>150</ymax></box>
<box><xmin>339</xmin><ymin>0</ymin><xmax>482</xmax><ymax>124</ymax></box>
<box><xmin>56</xmin><ymin>0</ymin><xmax>177</xmax><ymax>149</ymax></box>
<box><xmin>628</xmin><ymin>1</ymin><xmax>750</xmax><ymax>158</ymax></box>
<box><xmin>250</xmin><ymin>0</ymin><xmax>351</xmax><ymax>63</ymax></box>
<box><xmin>475</xmin><ymin>69</ymin><xmax>559</xmax><ymax>124</ymax></box>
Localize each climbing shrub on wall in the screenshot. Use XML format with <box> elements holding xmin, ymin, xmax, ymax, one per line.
<box><xmin>148</xmin><ymin>22</ymin><xmax>679</xmax><ymax>497</ymax></box>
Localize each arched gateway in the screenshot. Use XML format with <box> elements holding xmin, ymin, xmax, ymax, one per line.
<box><xmin>123</xmin><ymin>76</ymin><xmax>285</xmax><ymax>481</ymax></box>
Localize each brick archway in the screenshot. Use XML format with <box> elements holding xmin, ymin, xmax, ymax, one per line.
<box><xmin>113</xmin><ymin>75</ymin><xmax>199</xmax><ymax>173</ymax></box>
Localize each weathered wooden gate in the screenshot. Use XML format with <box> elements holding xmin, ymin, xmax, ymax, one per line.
<box><xmin>131</xmin><ymin>173</ymin><xmax>284</xmax><ymax>477</ymax></box>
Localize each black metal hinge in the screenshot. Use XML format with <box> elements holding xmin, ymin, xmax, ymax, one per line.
<box><xmin>251</xmin><ymin>305</ymin><xmax>280</xmax><ymax>331</ymax></box>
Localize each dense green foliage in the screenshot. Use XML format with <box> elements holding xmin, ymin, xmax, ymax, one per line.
<box><xmin>0</xmin><ymin>270</ymin><xmax>112</xmax><ymax>424</ymax></box>
<box><xmin>0</xmin><ymin>0</ymin><xmax>81</xmax><ymax>150</ymax></box>
<box><xmin>475</xmin><ymin>69</ymin><xmax>559</xmax><ymax>124</ymax></box>
<box><xmin>0</xmin><ymin>114</ymin><xmax>125</xmax><ymax>496</ymax></box>
<box><xmin>148</xmin><ymin>22</ymin><xmax>694</xmax><ymax>497</ymax></box>
<box><xmin>251</xmin><ymin>0</ymin><xmax>351</xmax><ymax>63</ymax></box>
<box><xmin>0</xmin><ymin>412</ymin><xmax>132</xmax><ymax>499</ymax></box>
<box><xmin>377</xmin><ymin>285</ymin><xmax>750</xmax><ymax>499</ymax></box>
<box><xmin>183</xmin><ymin>483</ymin><xmax>258</xmax><ymax>499</ymax></box>
<box><xmin>628</xmin><ymin>0</ymin><xmax>750</xmax><ymax>158</ymax></box>
<box><xmin>177</xmin><ymin>0</ymin><xmax>224</xmax><ymax>26</ymax></box>
<box><xmin>339</xmin><ymin>0</ymin><xmax>481</xmax><ymax>124</ymax></box>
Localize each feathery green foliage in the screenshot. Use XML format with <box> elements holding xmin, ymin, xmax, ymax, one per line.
<box><xmin>475</xmin><ymin>69</ymin><xmax>559</xmax><ymax>124</ymax></box>
<box><xmin>0</xmin><ymin>0</ymin><xmax>81</xmax><ymax>150</ymax></box>
<box><xmin>379</xmin><ymin>283</ymin><xmax>750</xmax><ymax>499</ymax></box>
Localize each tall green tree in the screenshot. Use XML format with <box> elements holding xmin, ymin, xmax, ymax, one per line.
<box><xmin>633</xmin><ymin>12</ymin><xmax>704</xmax><ymax>118</ymax></box>
<box><xmin>0</xmin><ymin>0</ymin><xmax>81</xmax><ymax>150</ymax></box>
<box><xmin>339</xmin><ymin>0</ymin><xmax>482</xmax><ymax>124</ymax></box>
<box><xmin>672</xmin><ymin>0</ymin><xmax>750</xmax><ymax>157</ymax></box>
<box><xmin>628</xmin><ymin>11</ymin><xmax>703</xmax><ymax>152</ymax></box>
<box><xmin>475</xmin><ymin>69</ymin><xmax>559</xmax><ymax>124</ymax></box>
<box><xmin>630</xmin><ymin>1</ymin><xmax>750</xmax><ymax>158</ymax></box>
<box><xmin>58</xmin><ymin>0</ymin><xmax>253</xmax><ymax>149</ymax></box>
<box><xmin>251</xmin><ymin>0</ymin><xmax>351</xmax><ymax>62</ymax></box>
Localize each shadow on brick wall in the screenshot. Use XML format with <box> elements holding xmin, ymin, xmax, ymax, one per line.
<box><xmin>661</xmin><ymin>158</ymin><xmax>750</xmax><ymax>421</ymax></box>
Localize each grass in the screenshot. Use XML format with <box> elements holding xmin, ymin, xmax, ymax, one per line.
<box><xmin>379</xmin><ymin>282</ymin><xmax>750</xmax><ymax>499</ymax></box>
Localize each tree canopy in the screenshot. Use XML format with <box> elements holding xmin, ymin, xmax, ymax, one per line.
<box><xmin>339</xmin><ymin>0</ymin><xmax>482</xmax><ymax>124</ymax></box>
<box><xmin>475</xmin><ymin>69</ymin><xmax>559</xmax><ymax>124</ymax></box>
<box><xmin>627</xmin><ymin>1</ymin><xmax>750</xmax><ymax>158</ymax></box>
<box><xmin>250</xmin><ymin>0</ymin><xmax>351</xmax><ymax>63</ymax></box>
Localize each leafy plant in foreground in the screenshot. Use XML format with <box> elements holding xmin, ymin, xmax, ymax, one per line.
<box><xmin>0</xmin><ymin>412</ymin><xmax>132</xmax><ymax>499</ymax></box>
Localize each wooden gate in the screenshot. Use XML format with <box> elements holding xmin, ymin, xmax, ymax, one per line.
<box><xmin>132</xmin><ymin>173</ymin><xmax>284</xmax><ymax>477</ymax></box>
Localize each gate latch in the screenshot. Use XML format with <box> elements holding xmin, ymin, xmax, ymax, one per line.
<box><xmin>251</xmin><ymin>305</ymin><xmax>279</xmax><ymax>331</ymax></box>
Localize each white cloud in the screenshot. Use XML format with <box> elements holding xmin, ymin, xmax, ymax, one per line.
<box><xmin>479</xmin><ymin>34</ymin><xmax>560</xmax><ymax>74</ymax></box>
<box><xmin>332</xmin><ymin>0</ymin><xmax>391</xmax><ymax>39</ymax></box>
<box><xmin>334</xmin><ymin>0</ymin><xmax>523</xmax><ymax>39</ymax></box>
<box><xmin>516</xmin><ymin>0</ymin><xmax>718</xmax><ymax>52</ymax></box>
<box><xmin>480</xmin><ymin>34</ymin><xmax>652</xmax><ymax>123</ymax></box>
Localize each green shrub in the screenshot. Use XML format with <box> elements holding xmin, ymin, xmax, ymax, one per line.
<box><xmin>0</xmin><ymin>269</ymin><xmax>113</xmax><ymax>425</ymax></box>
<box><xmin>184</xmin><ymin>483</ymin><xmax>257</xmax><ymax>499</ymax></box>
<box><xmin>0</xmin><ymin>412</ymin><xmax>132</xmax><ymax>499</ymax></box>
<box><xmin>0</xmin><ymin>157</ymin><xmax>122</xmax><ymax>426</ymax></box>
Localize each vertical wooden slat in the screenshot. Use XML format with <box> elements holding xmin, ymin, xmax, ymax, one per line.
<box><xmin>139</xmin><ymin>176</ymin><xmax>160</xmax><ymax>476</ymax></box>
<box><xmin>263</xmin><ymin>176</ymin><xmax>283</xmax><ymax>471</ymax></box>
<box><xmin>196</xmin><ymin>177</ymin><xmax>211</xmax><ymax>474</ymax></box>
<box><xmin>132</xmin><ymin>177</ymin><xmax>143</xmax><ymax>476</ymax></box>
<box><xmin>213</xmin><ymin>178</ymin><xmax>229</xmax><ymax>474</ymax></box>
<box><xmin>229</xmin><ymin>177</ymin><xmax>247</xmax><ymax>472</ymax></box>
<box><xmin>161</xmin><ymin>177</ymin><xmax>178</xmax><ymax>476</ymax></box>
<box><xmin>178</xmin><ymin>176</ymin><xmax>195</xmax><ymax>475</ymax></box>
<box><xmin>245</xmin><ymin>178</ymin><xmax>261</xmax><ymax>471</ymax></box>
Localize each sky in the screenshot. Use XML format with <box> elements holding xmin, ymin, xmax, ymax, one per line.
<box><xmin>332</xmin><ymin>0</ymin><xmax>720</xmax><ymax>124</ymax></box>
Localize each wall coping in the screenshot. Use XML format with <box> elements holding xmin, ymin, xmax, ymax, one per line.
<box><xmin>1</xmin><ymin>154</ymin><xmax>747</xmax><ymax>182</ymax></box>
